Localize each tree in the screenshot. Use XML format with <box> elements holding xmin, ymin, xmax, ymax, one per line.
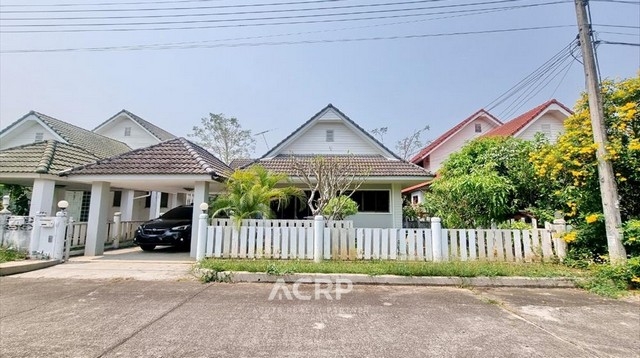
<box><xmin>289</xmin><ymin>155</ymin><xmax>370</xmax><ymax>217</ymax></box>
<box><xmin>322</xmin><ymin>195</ymin><xmax>358</xmax><ymax>220</ymax></box>
<box><xmin>188</xmin><ymin>113</ymin><xmax>255</xmax><ymax>165</ymax></box>
<box><xmin>211</xmin><ymin>166</ymin><xmax>304</xmax><ymax>224</ymax></box>
<box><xmin>395</xmin><ymin>125</ymin><xmax>430</xmax><ymax>160</ymax></box>
<box><xmin>0</xmin><ymin>184</ymin><xmax>30</xmax><ymax>215</ymax></box>
<box><xmin>531</xmin><ymin>74</ymin><xmax>639</xmax><ymax>258</ymax></box>
<box><xmin>370</xmin><ymin>127</ymin><xmax>388</xmax><ymax>143</ymax></box>
<box><xmin>423</xmin><ymin>136</ymin><xmax>542</xmax><ymax>228</ymax></box>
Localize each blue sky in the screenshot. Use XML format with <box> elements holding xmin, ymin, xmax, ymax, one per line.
<box><xmin>1</xmin><ymin>0</ymin><xmax>638</xmax><ymax>156</ymax></box>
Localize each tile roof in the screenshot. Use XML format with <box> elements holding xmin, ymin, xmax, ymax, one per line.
<box><xmin>261</xmin><ymin>104</ymin><xmax>401</xmax><ymax>160</ymax></box>
<box><xmin>484</xmin><ymin>99</ymin><xmax>573</xmax><ymax>137</ymax></box>
<box><xmin>0</xmin><ymin>111</ymin><xmax>132</xmax><ymax>159</ymax></box>
<box><xmin>410</xmin><ymin>109</ymin><xmax>501</xmax><ymax>163</ymax></box>
<box><xmin>229</xmin><ymin>158</ymin><xmax>256</xmax><ymax>169</ymax></box>
<box><xmin>401</xmin><ymin>180</ymin><xmax>433</xmax><ymax>194</ymax></box>
<box><xmin>252</xmin><ymin>154</ymin><xmax>432</xmax><ymax>177</ymax></box>
<box><xmin>0</xmin><ymin>140</ymin><xmax>99</xmax><ymax>175</ymax></box>
<box><xmin>62</xmin><ymin>137</ymin><xmax>232</xmax><ymax>177</ymax></box>
<box><xmin>94</xmin><ymin>110</ymin><xmax>176</xmax><ymax>141</ymax></box>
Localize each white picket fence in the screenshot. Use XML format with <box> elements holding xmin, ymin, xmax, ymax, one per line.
<box><xmin>66</xmin><ymin>220</ymin><xmax>145</xmax><ymax>248</ymax></box>
<box><xmin>211</xmin><ymin>218</ymin><xmax>353</xmax><ymax>229</ymax></box>
<box><xmin>202</xmin><ymin>220</ymin><xmax>567</xmax><ymax>262</ymax></box>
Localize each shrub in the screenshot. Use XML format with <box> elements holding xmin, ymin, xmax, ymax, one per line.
<box><xmin>322</xmin><ymin>195</ymin><xmax>358</xmax><ymax>220</ymax></box>
<box><xmin>578</xmin><ymin>257</ymin><xmax>640</xmax><ymax>296</ymax></box>
<box><xmin>623</xmin><ymin>219</ymin><xmax>640</xmax><ymax>255</ymax></box>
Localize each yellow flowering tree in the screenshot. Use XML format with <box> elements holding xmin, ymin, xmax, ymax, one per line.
<box><xmin>531</xmin><ymin>74</ymin><xmax>640</xmax><ymax>257</ymax></box>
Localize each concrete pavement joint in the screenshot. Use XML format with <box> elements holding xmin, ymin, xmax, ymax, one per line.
<box><xmin>95</xmin><ymin>282</ymin><xmax>212</xmax><ymax>358</ymax></box>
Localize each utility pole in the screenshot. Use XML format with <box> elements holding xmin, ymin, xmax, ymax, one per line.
<box><xmin>574</xmin><ymin>0</ymin><xmax>626</xmax><ymax>262</ymax></box>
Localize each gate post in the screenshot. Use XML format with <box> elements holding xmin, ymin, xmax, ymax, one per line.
<box><xmin>53</xmin><ymin>209</ymin><xmax>68</xmax><ymax>261</ymax></box>
<box><xmin>112</xmin><ymin>212</ymin><xmax>122</xmax><ymax>249</ymax></box>
<box><xmin>552</xmin><ymin>217</ymin><xmax>568</xmax><ymax>260</ymax></box>
<box><xmin>0</xmin><ymin>195</ymin><xmax>10</xmax><ymax>248</ymax></box>
<box><xmin>30</xmin><ymin>212</ymin><xmax>46</xmax><ymax>256</ymax></box>
<box><xmin>313</xmin><ymin>215</ymin><xmax>324</xmax><ymax>263</ymax></box>
<box><xmin>196</xmin><ymin>203</ymin><xmax>209</xmax><ymax>261</ymax></box>
<box><xmin>432</xmin><ymin>217</ymin><xmax>443</xmax><ymax>262</ymax></box>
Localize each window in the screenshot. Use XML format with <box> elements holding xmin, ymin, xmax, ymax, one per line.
<box><xmin>160</xmin><ymin>193</ymin><xmax>169</xmax><ymax>208</ymax></box>
<box><xmin>350</xmin><ymin>190</ymin><xmax>390</xmax><ymax>212</ymax></box>
<box><xmin>326</xmin><ymin>129</ymin><xmax>334</xmax><ymax>142</ymax></box>
<box><xmin>412</xmin><ymin>195</ymin><xmax>419</xmax><ymax>204</ymax></box>
<box><xmin>112</xmin><ymin>191</ymin><xmax>122</xmax><ymax>207</ymax></box>
<box><xmin>34</xmin><ymin>132</ymin><xmax>44</xmax><ymax>142</ymax></box>
<box><xmin>474</xmin><ymin>123</ymin><xmax>482</xmax><ymax>133</ymax></box>
<box><xmin>124</xmin><ymin>127</ymin><xmax>131</xmax><ymax>136</ymax></box>
<box><xmin>80</xmin><ymin>191</ymin><xmax>91</xmax><ymax>222</ymax></box>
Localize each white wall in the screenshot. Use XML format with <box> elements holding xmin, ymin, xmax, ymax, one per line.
<box><xmin>515</xmin><ymin>111</ymin><xmax>566</xmax><ymax>143</ymax></box>
<box><xmin>0</xmin><ymin>118</ymin><xmax>60</xmax><ymax>150</ymax></box>
<box><xmin>281</xmin><ymin>122</ymin><xmax>386</xmax><ymax>155</ymax></box>
<box><xmin>95</xmin><ymin>115</ymin><xmax>160</xmax><ymax>149</ymax></box>
<box><xmin>428</xmin><ymin>116</ymin><xmax>499</xmax><ymax>172</ymax></box>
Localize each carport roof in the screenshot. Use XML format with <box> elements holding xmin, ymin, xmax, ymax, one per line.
<box><xmin>61</xmin><ymin>137</ymin><xmax>232</xmax><ymax>178</ymax></box>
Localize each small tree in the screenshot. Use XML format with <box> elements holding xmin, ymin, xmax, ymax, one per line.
<box><xmin>0</xmin><ymin>184</ymin><xmax>30</xmax><ymax>215</ymax></box>
<box><xmin>370</xmin><ymin>127</ymin><xmax>388</xmax><ymax>143</ymax></box>
<box><xmin>323</xmin><ymin>196</ymin><xmax>358</xmax><ymax>220</ymax></box>
<box><xmin>188</xmin><ymin>113</ymin><xmax>255</xmax><ymax>165</ymax></box>
<box><xmin>396</xmin><ymin>125</ymin><xmax>430</xmax><ymax>160</ymax></box>
<box><xmin>289</xmin><ymin>155</ymin><xmax>370</xmax><ymax>217</ymax></box>
<box><xmin>211</xmin><ymin>166</ymin><xmax>304</xmax><ymax>225</ymax></box>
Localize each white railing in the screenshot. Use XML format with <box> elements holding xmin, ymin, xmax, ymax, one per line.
<box><xmin>211</xmin><ymin>218</ymin><xmax>353</xmax><ymax>229</ymax></box>
<box><xmin>66</xmin><ymin>220</ymin><xmax>145</xmax><ymax>249</ymax></box>
<box><xmin>203</xmin><ymin>223</ymin><xmax>567</xmax><ymax>263</ymax></box>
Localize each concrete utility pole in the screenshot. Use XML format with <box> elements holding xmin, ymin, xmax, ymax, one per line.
<box><xmin>574</xmin><ymin>0</ymin><xmax>627</xmax><ymax>262</ymax></box>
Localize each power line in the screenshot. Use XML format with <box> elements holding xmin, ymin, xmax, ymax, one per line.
<box><xmin>591</xmin><ymin>0</ymin><xmax>640</xmax><ymax>4</ymax></box>
<box><xmin>0</xmin><ymin>1</ymin><xmax>571</xmax><ymax>33</ymax></box>
<box><xmin>0</xmin><ymin>25</ymin><xmax>575</xmax><ymax>54</ymax></box>
<box><xmin>597</xmin><ymin>40</ymin><xmax>640</xmax><ymax>46</ymax></box>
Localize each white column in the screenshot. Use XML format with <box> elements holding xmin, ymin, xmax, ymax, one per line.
<box><xmin>314</xmin><ymin>215</ymin><xmax>324</xmax><ymax>263</ymax></box>
<box><xmin>29</xmin><ymin>179</ymin><xmax>56</xmax><ymax>216</ymax></box>
<box><xmin>432</xmin><ymin>217</ymin><xmax>443</xmax><ymax>262</ymax></box>
<box><xmin>167</xmin><ymin>193</ymin><xmax>178</xmax><ymax>209</ymax></box>
<box><xmin>196</xmin><ymin>212</ymin><xmax>208</xmax><ymax>261</ymax></box>
<box><xmin>120</xmin><ymin>189</ymin><xmax>134</xmax><ymax>222</ymax></box>
<box><xmin>190</xmin><ymin>181</ymin><xmax>210</xmax><ymax>257</ymax></box>
<box><xmin>85</xmin><ymin>181</ymin><xmax>110</xmax><ymax>256</ymax></box>
<box><xmin>176</xmin><ymin>193</ymin><xmax>187</xmax><ymax>206</ymax></box>
<box><xmin>50</xmin><ymin>186</ymin><xmax>66</xmax><ymax>216</ymax></box>
<box><xmin>148</xmin><ymin>191</ymin><xmax>161</xmax><ymax>219</ymax></box>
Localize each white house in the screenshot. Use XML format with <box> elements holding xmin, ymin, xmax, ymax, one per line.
<box><xmin>93</xmin><ymin>109</ymin><xmax>176</xmax><ymax>149</ymax></box>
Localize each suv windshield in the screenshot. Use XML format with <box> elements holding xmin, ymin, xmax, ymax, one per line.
<box><xmin>160</xmin><ymin>206</ymin><xmax>192</xmax><ymax>220</ymax></box>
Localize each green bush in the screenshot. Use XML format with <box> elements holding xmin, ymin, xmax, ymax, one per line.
<box><xmin>497</xmin><ymin>221</ymin><xmax>532</xmax><ymax>230</ymax></box>
<box><xmin>577</xmin><ymin>256</ymin><xmax>640</xmax><ymax>297</ymax></box>
<box><xmin>623</xmin><ymin>219</ymin><xmax>640</xmax><ymax>255</ymax></box>
<box><xmin>322</xmin><ymin>196</ymin><xmax>358</xmax><ymax>220</ymax></box>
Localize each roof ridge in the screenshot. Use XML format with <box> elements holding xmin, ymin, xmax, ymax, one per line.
<box><xmin>35</xmin><ymin>140</ymin><xmax>57</xmax><ymax>173</ymax></box>
<box><xmin>122</xmin><ymin>109</ymin><xmax>177</xmax><ymax>140</ymax></box>
<box><xmin>178</xmin><ymin>137</ymin><xmax>216</xmax><ymax>174</ymax></box>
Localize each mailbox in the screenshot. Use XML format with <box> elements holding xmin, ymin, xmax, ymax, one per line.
<box><xmin>39</xmin><ymin>218</ymin><xmax>54</xmax><ymax>228</ymax></box>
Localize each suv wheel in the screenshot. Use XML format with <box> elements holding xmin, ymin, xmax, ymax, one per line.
<box><xmin>140</xmin><ymin>244</ymin><xmax>156</xmax><ymax>251</ymax></box>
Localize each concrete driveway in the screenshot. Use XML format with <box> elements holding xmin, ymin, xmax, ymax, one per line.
<box><xmin>0</xmin><ymin>278</ymin><xmax>638</xmax><ymax>357</ymax></box>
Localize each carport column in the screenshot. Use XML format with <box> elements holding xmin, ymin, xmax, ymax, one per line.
<box><xmin>167</xmin><ymin>193</ymin><xmax>178</xmax><ymax>209</ymax></box>
<box><xmin>119</xmin><ymin>189</ymin><xmax>135</xmax><ymax>222</ymax></box>
<box><xmin>190</xmin><ymin>181</ymin><xmax>210</xmax><ymax>257</ymax></box>
<box><xmin>148</xmin><ymin>191</ymin><xmax>161</xmax><ymax>219</ymax></box>
<box><xmin>85</xmin><ymin>181</ymin><xmax>111</xmax><ymax>256</ymax></box>
<box><xmin>50</xmin><ymin>186</ymin><xmax>66</xmax><ymax>216</ymax></box>
<box><xmin>431</xmin><ymin>217</ymin><xmax>443</xmax><ymax>262</ymax></box>
<box><xmin>29</xmin><ymin>178</ymin><xmax>56</xmax><ymax>216</ymax></box>
<box><xmin>176</xmin><ymin>193</ymin><xmax>187</xmax><ymax>206</ymax></box>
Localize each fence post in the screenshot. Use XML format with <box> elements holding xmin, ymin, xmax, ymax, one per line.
<box><xmin>0</xmin><ymin>195</ymin><xmax>10</xmax><ymax>248</ymax></box>
<box><xmin>314</xmin><ymin>215</ymin><xmax>324</xmax><ymax>263</ymax></box>
<box><xmin>29</xmin><ymin>212</ymin><xmax>46</xmax><ymax>256</ymax></box>
<box><xmin>432</xmin><ymin>217</ymin><xmax>443</xmax><ymax>262</ymax></box>
<box><xmin>53</xmin><ymin>210</ymin><xmax>68</xmax><ymax>261</ymax></box>
<box><xmin>552</xmin><ymin>217</ymin><xmax>568</xmax><ymax>260</ymax></box>
<box><xmin>196</xmin><ymin>213</ymin><xmax>208</xmax><ymax>261</ymax></box>
<box><xmin>112</xmin><ymin>212</ymin><xmax>122</xmax><ymax>249</ymax></box>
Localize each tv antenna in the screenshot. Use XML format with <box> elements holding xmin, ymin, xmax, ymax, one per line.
<box><xmin>254</xmin><ymin>128</ymin><xmax>276</xmax><ymax>150</ymax></box>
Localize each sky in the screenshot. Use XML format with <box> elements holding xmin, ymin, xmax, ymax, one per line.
<box><xmin>0</xmin><ymin>0</ymin><xmax>638</xmax><ymax>157</ymax></box>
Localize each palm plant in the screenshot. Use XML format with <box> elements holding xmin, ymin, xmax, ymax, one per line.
<box><xmin>211</xmin><ymin>165</ymin><xmax>305</xmax><ymax>225</ymax></box>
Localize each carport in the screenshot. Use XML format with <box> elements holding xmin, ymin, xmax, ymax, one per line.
<box><xmin>61</xmin><ymin>138</ymin><xmax>231</xmax><ymax>258</ymax></box>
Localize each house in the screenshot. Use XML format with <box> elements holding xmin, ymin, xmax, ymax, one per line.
<box><xmin>243</xmin><ymin>104</ymin><xmax>433</xmax><ymax>228</ymax></box>
<box><xmin>405</xmin><ymin>99</ymin><xmax>573</xmax><ymax>203</ymax></box>
<box><xmin>93</xmin><ymin>109</ymin><xmax>176</xmax><ymax>149</ymax></box>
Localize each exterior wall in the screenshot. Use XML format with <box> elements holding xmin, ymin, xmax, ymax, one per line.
<box><xmin>94</xmin><ymin>115</ymin><xmax>159</xmax><ymax>149</ymax></box>
<box><xmin>341</xmin><ymin>183</ymin><xmax>401</xmax><ymax>229</ymax></box>
<box><xmin>0</xmin><ymin>119</ymin><xmax>60</xmax><ymax>150</ymax></box>
<box><xmin>409</xmin><ymin>190</ymin><xmax>425</xmax><ymax>204</ymax></box>
<box><xmin>515</xmin><ymin>111</ymin><xmax>566</xmax><ymax>143</ymax></box>
<box><xmin>351</xmin><ymin>213</ymin><xmax>393</xmax><ymax>228</ymax></box>
<box><xmin>281</xmin><ymin>122</ymin><xmax>386</xmax><ymax>155</ymax></box>
<box><xmin>427</xmin><ymin>116</ymin><xmax>499</xmax><ymax>172</ymax></box>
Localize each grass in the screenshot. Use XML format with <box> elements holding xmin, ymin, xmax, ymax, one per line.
<box><xmin>199</xmin><ymin>259</ymin><xmax>586</xmax><ymax>278</ymax></box>
<box><xmin>0</xmin><ymin>247</ymin><xmax>27</xmax><ymax>263</ymax></box>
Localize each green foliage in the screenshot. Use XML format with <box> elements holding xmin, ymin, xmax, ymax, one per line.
<box><xmin>576</xmin><ymin>257</ymin><xmax>640</xmax><ymax>297</ymax></box>
<box><xmin>623</xmin><ymin>219</ymin><xmax>640</xmax><ymax>253</ymax></box>
<box><xmin>497</xmin><ymin>221</ymin><xmax>532</xmax><ymax>230</ymax></box>
<box><xmin>0</xmin><ymin>247</ymin><xmax>27</xmax><ymax>263</ymax></box>
<box><xmin>0</xmin><ymin>184</ymin><xmax>31</xmax><ymax>215</ymax></box>
<box><xmin>423</xmin><ymin>136</ymin><xmax>540</xmax><ymax>228</ymax></box>
<box><xmin>402</xmin><ymin>202</ymin><xmax>427</xmax><ymax>221</ymax></box>
<box><xmin>322</xmin><ymin>195</ymin><xmax>358</xmax><ymax>220</ymax></box>
<box><xmin>211</xmin><ymin>166</ymin><xmax>305</xmax><ymax>225</ymax></box>
<box><xmin>188</xmin><ymin>112</ymin><xmax>255</xmax><ymax>165</ymax></box>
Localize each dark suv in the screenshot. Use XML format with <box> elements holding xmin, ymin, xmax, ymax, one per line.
<box><xmin>134</xmin><ymin>205</ymin><xmax>193</xmax><ymax>251</ymax></box>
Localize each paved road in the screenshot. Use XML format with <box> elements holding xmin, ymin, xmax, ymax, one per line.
<box><xmin>1</xmin><ymin>277</ymin><xmax>638</xmax><ymax>357</ymax></box>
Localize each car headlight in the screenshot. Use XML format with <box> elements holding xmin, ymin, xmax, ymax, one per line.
<box><xmin>171</xmin><ymin>225</ymin><xmax>190</xmax><ymax>231</ymax></box>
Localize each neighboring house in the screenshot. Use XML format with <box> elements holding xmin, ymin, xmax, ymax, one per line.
<box><xmin>93</xmin><ymin>109</ymin><xmax>176</xmax><ymax>149</ymax></box>
<box><xmin>244</xmin><ymin>104</ymin><xmax>433</xmax><ymax>228</ymax></box>
<box><xmin>405</xmin><ymin>99</ymin><xmax>573</xmax><ymax>203</ymax></box>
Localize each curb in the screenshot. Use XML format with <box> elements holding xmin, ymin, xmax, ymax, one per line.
<box><xmin>0</xmin><ymin>259</ymin><xmax>61</xmax><ymax>276</ymax></box>
<box><xmin>197</xmin><ymin>269</ymin><xmax>577</xmax><ymax>288</ymax></box>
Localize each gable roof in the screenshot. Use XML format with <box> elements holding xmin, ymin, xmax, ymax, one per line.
<box><xmin>0</xmin><ymin>140</ymin><xmax>99</xmax><ymax>175</ymax></box>
<box><xmin>410</xmin><ymin>109</ymin><xmax>501</xmax><ymax>163</ymax></box>
<box><xmin>484</xmin><ymin>99</ymin><xmax>573</xmax><ymax>137</ymax></box>
<box><xmin>261</xmin><ymin>104</ymin><xmax>401</xmax><ymax>160</ymax></box>
<box><xmin>0</xmin><ymin>111</ymin><xmax>131</xmax><ymax>159</ymax></box>
<box><xmin>61</xmin><ymin>137</ymin><xmax>231</xmax><ymax>177</ymax></box>
<box><xmin>253</xmin><ymin>154</ymin><xmax>432</xmax><ymax>177</ymax></box>
<box><xmin>93</xmin><ymin>109</ymin><xmax>176</xmax><ymax>141</ymax></box>
<box><xmin>229</xmin><ymin>158</ymin><xmax>255</xmax><ymax>169</ymax></box>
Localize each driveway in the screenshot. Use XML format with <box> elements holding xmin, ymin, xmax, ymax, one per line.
<box><xmin>0</xmin><ymin>278</ymin><xmax>638</xmax><ymax>357</ymax></box>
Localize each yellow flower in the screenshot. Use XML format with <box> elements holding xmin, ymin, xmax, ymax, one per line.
<box><xmin>563</xmin><ymin>231</ymin><xmax>577</xmax><ymax>243</ymax></box>
<box><xmin>585</xmin><ymin>214</ymin><xmax>599</xmax><ymax>224</ymax></box>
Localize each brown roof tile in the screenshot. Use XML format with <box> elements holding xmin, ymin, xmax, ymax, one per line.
<box><xmin>0</xmin><ymin>140</ymin><xmax>99</xmax><ymax>175</ymax></box>
<box><xmin>62</xmin><ymin>137</ymin><xmax>232</xmax><ymax>177</ymax></box>
<box><xmin>484</xmin><ymin>99</ymin><xmax>573</xmax><ymax>137</ymax></box>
